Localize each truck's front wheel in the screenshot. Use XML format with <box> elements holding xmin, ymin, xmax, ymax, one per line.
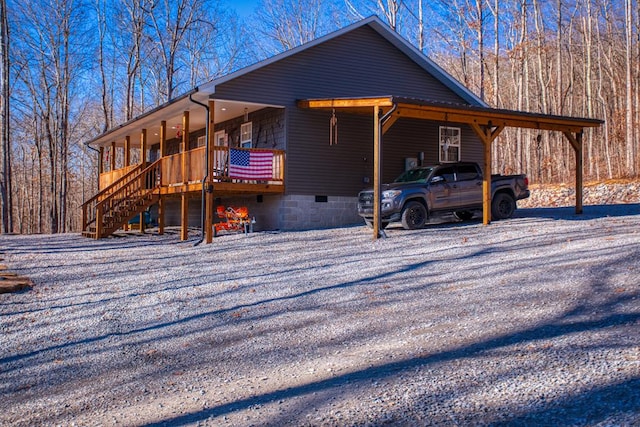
<box><xmin>401</xmin><ymin>201</ymin><xmax>427</xmax><ymax>230</ymax></box>
<box><xmin>492</xmin><ymin>193</ymin><xmax>516</xmax><ymax>219</ymax></box>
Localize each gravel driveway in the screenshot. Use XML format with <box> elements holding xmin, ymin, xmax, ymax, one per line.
<box><xmin>1</xmin><ymin>205</ymin><xmax>639</xmax><ymax>426</ymax></box>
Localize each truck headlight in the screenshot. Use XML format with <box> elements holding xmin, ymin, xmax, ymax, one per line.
<box><xmin>382</xmin><ymin>189</ymin><xmax>402</xmax><ymax>199</ymax></box>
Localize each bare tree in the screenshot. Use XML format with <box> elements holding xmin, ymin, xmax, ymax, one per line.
<box><xmin>0</xmin><ymin>0</ymin><xmax>12</xmax><ymax>233</ymax></box>
<box><xmin>253</xmin><ymin>0</ymin><xmax>333</xmax><ymax>54</ymax></box>
<box><xmin>146</xmin><ymin>0</ymin><xmax>206</xmax><ymax>102</ymax></box>
<box><xmin>625</xmin><ymin>0</ymin><xmax>636</xmax><ymax>175</ymax></box>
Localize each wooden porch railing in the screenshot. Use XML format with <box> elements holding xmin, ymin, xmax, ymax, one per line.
<box><xmin>160</xmin><ymin>146</ymin><xmax>285</xmax><ymax>185</ymax></box>
<box><xmin>99</xmin><ymin>164</ymin><xmax>139</xmax><ymax>189</ymax></box>
<box><xmin>99</xmin><ymin>147</ymin><xmax>285</xmax><ymax>189</ymax></box>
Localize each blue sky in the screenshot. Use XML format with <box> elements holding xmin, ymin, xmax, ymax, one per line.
<box><xmin>221</xmin><ymin>0</ymin><xmax>260</xmax><ymax>17</ymax></box>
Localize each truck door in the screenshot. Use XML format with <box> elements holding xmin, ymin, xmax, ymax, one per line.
<box><xmin>455</xmin><ymin>164</ymin><xmax>483</xmax><ymax>208</ymax></box>
<box><xmin>429</xmin><ymin>166</ymin><xmax>457</xmax><ymax>211</ymax></box>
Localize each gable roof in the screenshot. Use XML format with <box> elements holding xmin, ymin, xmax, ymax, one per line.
<box><xmin>199</xmin><ymin>16</ymin><xmax>485</xmax><ymax>107</ymax></box>
<box><xmin>88</xmin><ymin>16</ymin><xmax>484</xmax><ymax>148</ymax></box>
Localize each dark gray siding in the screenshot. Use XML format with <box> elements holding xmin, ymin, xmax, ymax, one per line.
<box><xmin>214</xmin><ymin>25</ymin><xmax>467</xmax><ymax>107</ymax></box>
<box><xmin>214</xmin><ymin>25</ymin><xmax>479</xmax><ymax>196</ymax></box>
<box><xmin>214</xmin><ymin>107</ymin><xmax>285</xmax><ymax>149</ymax></box>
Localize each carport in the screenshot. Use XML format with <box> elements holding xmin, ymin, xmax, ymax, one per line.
<box><xmin>298</xmin><ymin>96</ymin><xmax>603</xmax><ymax>239</ymax></box>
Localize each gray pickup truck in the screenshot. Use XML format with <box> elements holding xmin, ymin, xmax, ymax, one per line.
<box><xmin>357</xmin><ymin>162</ymin><xmax>530</xmax><ymax>229</ymax></box>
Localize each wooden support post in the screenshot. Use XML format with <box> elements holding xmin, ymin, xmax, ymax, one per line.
<box><xmin>158</xmin><ymin>196</ymin><xmax>165</xmax><ymax>235</ymax></box>
<box><xmin>160</xmin><ymin>121</ymin><xmax>167</xmax><ymax>157</ymax></box>
<box><xmin>576</xmin><ymin>132</ymin><xmax>583</xmax><ymax>214</ymax></box>
<box><xmin>124</xmin><ymin>135</ymin><xmax>131</xmax><ymax>167</ymax></box>
<box><xmin>181</xmin><ymin>193</ymin><xmax>189</xmax><ymax>241</ymax></box>
<box><xmin>373</xmin><ymin>105</ymin><xmax>381</xmax><ymax>240</ymax></box>
<box><xmin>98</xmin><ymin>147</ymin><xmax>104</xmax><ymax>176</ymax></box>
<box><xmin>206</xmin><ymin>100</ymin><xmax>215</xmax><ymax>244</ymax></box>
<box><xmin>470</xmin><ymin>123</ymin><xmax>504</xmax><ymax>225</ymax></box>
<box><xmin>564</xmin><ymin>130</ymin><xmax>584</xmax><ymax>214</ymax></box>
<box><xmin>96</xmin><ymin>206</ymin><xmax>103</xmax><ymax>239</ymax></box>
<box><xmin>110</xmin><ymin>141</ymin><xmax>116</xmax><ymax>171</ymax></box>
<box><xmin>482</xmin><ymin>132</ymin><xmax>492</xmax><ymax>225</ymax></box>
<box><xmin>158</xmin><ymin>121</ymin><xmax>167</xmax><ymax>236</ymax></box>
<box><xmin>182</xmin><ymin>111</ymin><xmax>190</xmax><ymax>184</ymax></box>
<box><xmin>140</xmin><ymin>128</ymin><xmax>147</xmax><ymax>166</ymax></box>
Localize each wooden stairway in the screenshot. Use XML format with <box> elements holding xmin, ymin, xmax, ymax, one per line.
<box><xmin>82</xmin><ymin>160</ymin><xmax>161</xmax><ymax>239</ymax></box>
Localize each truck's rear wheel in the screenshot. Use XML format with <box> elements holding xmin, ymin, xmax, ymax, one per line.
<box><xmin>491</xmin><ymin>193</ymin><xmax>516</xmax><ymax>219</ymax></box>
<box><xmin>401</xmin><ymin>201</ymin><xmax>427</xmax><ymax>230</ymax></box>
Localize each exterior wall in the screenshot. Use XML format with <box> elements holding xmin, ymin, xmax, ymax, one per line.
<box><xmin>213</xmin><ymin>107</ymin><xmax>285</xmax><ymax>149</ymax></box>
<box><xmin>162</xmin><ymin>193</ymin><xmax>361</xmax><ymax>232</ymax></box>
<box><xmin>213</xmin><ymin>25</ymin><xmax>479</xmax><ymax>199</ymax></box>
<box><xmin>160</xmin><ymin>25</ymin><xmax>485</xmax><ymax>232</ymax></box>
<box><xmin>277</xmin><ymin>195</ymin><xmax>361</xmax><ymax>230</ymax></box>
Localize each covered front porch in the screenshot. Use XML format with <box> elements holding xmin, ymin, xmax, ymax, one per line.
<box><xmin>83</xmin><ymin>93</ymin><xmax>286</xmax><ymax>243</ymax></box>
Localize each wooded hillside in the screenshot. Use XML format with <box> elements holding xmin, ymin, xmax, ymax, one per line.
<box><xmin>0</xmin><ymin>0</ymin><xmax>637</xmax><ymax>234</ymax></box>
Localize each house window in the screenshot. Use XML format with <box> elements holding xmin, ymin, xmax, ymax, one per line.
<box><xmin>240</xmin><ymin>122</ymin><xmax>252</xmax><ymax>148</ymax></box>
<box><xmin>439</xmin><ymin>126</ymin><xmax>461</xmax><ymax>163</ymax></box>
<box><xmin>214</xmin><ymin>130</ymin><xmax>227</xmax><ymax>146</ymax></box>
<box><xmin>197</xmin><ymin>135</ymin><xmax>206</xmax><ymax>147</ymax></box>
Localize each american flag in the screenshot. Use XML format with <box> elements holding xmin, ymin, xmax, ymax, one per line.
<box><xmin>229</xmin><ymin>149</ymin><xmax>273</xmax><ymax>180</ymax></box>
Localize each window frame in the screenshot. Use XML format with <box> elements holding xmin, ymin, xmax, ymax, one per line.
<box><xmin>240</xmin><ymin>122</ymin><xmax>252</xmax><ymax>149</ymax></box>
<box><xmin>439</xmin><ymin>126</ymin><xmax>461</xmax><ymax>163</ymax></box>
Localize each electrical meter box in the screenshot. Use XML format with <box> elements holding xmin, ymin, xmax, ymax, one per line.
<box><xmin>405</xmin><ymin>157</ymin><xmax>418</xmax><ymax>171</ymax></box>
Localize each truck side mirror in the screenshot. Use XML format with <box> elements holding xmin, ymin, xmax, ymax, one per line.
<box><xmin>431</xmin><ymin>176</ymin><xmax>444</xmax><ymax>184</ymax></box>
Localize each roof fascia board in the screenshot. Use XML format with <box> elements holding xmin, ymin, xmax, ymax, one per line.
<box><xmin>86</xmin><ymin>88</ymin><xmax>202</xmax><ymax>147</ymax></box>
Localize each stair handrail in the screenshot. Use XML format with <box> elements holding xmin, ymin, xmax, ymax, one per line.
<box><xmin>83</xmin><ymin>159</ymin><xmax>162</xmax><ymax>235</ymax></box>
<box><xmin>83</xmin><ymin>163</ymin><xmax>147</xmax><ymax>208</ymax></box>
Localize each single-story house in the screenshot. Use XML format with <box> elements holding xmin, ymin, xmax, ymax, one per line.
<box><xmin>83</xmin><ymin>16</ymin><xmax>602</xmax><ymax>242</ymax></box>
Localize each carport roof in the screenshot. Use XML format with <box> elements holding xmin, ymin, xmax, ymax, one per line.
<box><xmin>298</xmin><ymin>96</ymin><xmax>603</xmax><ymax>133</ymax></box>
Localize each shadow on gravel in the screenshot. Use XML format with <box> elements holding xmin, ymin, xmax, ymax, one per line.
<box><xmin>383</xmin><ymin>203</ymin><xmax>640</xmax><ymax>232</ymax></box>
<box><xmin>490</xmin><ymin>377</ymin><xmax>640</xmax><ymax>426</ymax></box>
<box><xmin>142</xmin><ymin>306</ymin><xmax>640</xmax><ymax>426</ymax></box>
<box><xmin>517</xmin><ymin>203</ymin><xmax>640</xmax><ymax>220</ymax></box>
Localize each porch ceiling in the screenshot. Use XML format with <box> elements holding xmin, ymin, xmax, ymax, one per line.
<box><xmin>88</xmin><ymin>94</ymin><xmax>281</xmax><ymax>149</ymax></box>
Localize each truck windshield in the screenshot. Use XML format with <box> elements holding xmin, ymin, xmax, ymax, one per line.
<box><xmin>394</xmin><ymin>167</ymin><xmax>433</xmax><ymax>183</ymax></box>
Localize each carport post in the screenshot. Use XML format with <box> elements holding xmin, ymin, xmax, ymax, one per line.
<box><xmin>470</xmin><ymin>123</ymin><xmax>504</xmax><ymax>225</ymax></box>
<box><xmin>373</xmin><ymin>105</ymin><xmax>381</xmax><ymax>239</ymax></box>
<box><xmin>564</xmin><ymin>130</ymin><xmax>584</xmax><ymax>214</ymax></box>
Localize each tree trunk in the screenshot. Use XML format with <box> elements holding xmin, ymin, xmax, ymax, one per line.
<box><xmin>0</xmin><ymin>0</ymin><xmax>12</xmax><ymax>233</ymax></box>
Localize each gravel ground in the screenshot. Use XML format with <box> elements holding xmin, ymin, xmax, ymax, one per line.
<box><xmin>1</xmin><ymin>204</ymin><xmax>639</xmax><ymax>426</ymax></box>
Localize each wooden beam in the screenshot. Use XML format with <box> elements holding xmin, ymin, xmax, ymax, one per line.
<box><xmin>564</xmin><ymin>131</ymin><xmax>584</xmax><ymax>214</ymax></box>
<box><xmin>98</xmin><ymin>147</ymin><xmax>104</xmax><ymax>175</ymax></box>
<box><xmin>206</xmin><ymin>100</ymin><xmax>215</xmax><ymax>244</ymax></box>
<box><xmin>298</xmin><ymin>97</ymin><xmax>394</xmax><ymax>109</ymax></box>
<box><xmin>373</xmin><ymin>105</ymin><xmax>380</xmax><ymax>240</ymax></box>
<box><xmin>110</xmin><ymin>141</ymin><xmax>116</xmax><ymax>171</ymax></box>
<box><xmin>382</xmin><ymin>112</ymin><xmax>400</xmax><ymax>134</ymax></box>
<box><xmin>160</xmin><ymin>121</ymin><xmax>167</xmax><ymax>158</ymax></box>
<box><xmin>391</xmin><ymin>106</ymin><xmax>593</xmax><ymax>133</ymax></box>
<box><xmin>299</xmin><ymin>97</ymin><xmax>602</xmax><ymax>134</ymax></box>
<box><xmin>124</xmin><ymin>135</ymin><xmax>131</xmax><ymax>167</ymax></box>
<box><xmin>140</xmin><ymin>129</ymin><xmax>147</xmax><ymax>166</ymax></box>
<box><xmin>470</xmin><ymin>123</ymin><xmax>505</xmax><ymax>225</ymax></box>
<box><xmin>182</xmin><ymin>111</ymin><xmax>189</xmax><ymax>184</ymax></box>
<box><xmin>181</xmin><ymin>193</ymin><xmax>188</xmax><ymax>241</ymax></box>
<box><xmin>158</xmin><ymin>196</ymin><xmax>165</xmax><ymax>235</ymax></box>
